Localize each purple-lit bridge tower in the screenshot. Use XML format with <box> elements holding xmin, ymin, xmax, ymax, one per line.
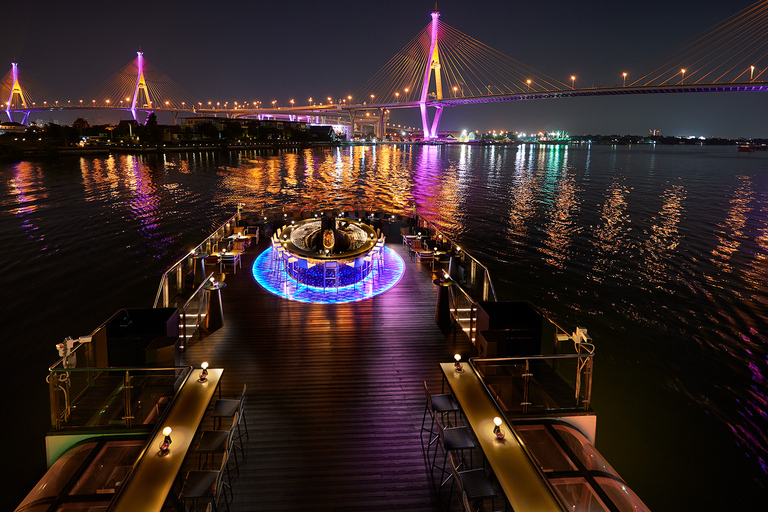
<box><xmin>5</xmin><ymin>63</ymin><xmax>29</xmax><ymax>124</ymax></box>
<box><xmin>130</xmin><ymin>51</ymin><xmax>153</xmax><ymax>124</ymax></box>
<box><xmin>420</xmin><ymin>8</ymin><xmax>443</xmax><ymax>140</ymax></box>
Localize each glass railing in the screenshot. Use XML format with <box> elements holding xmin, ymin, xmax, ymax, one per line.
<box><xmin>448</xmin><ymin>283</ymin><xmax>479</xmax><ymax>343</ymax></box>
<box><xmin>471</xmin><ymin>352</ymin><xmax>595</xmax><ymax>416</ymax></box>
<box><xmin>410</xmin><ymin>212</ymin><xmax>497</xmax><ymax>344</ymax></box>
<box><xmin>414</xmin><ymin>214</ymin><xmax>498</xmax><ymax>303</ymax></box>
<box><xmin>153</xmin><ymin>211</ymin><xmax>240</xmax><ymax>308</ymax></box>
<box><xmin>178</xmin><ymin>272</ymin><xmax>214</xmax><ymax>346</ymax></box>
<box><xmin>47</xmin><ymin>365</ymin><xmax>191</xmax><ymax>431</ymax></box>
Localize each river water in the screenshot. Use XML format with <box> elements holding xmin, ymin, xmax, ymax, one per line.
<box><xmin>2</xmin><ymin>144</ymin><xmax>766</xmax><ymax>511</ymax></box>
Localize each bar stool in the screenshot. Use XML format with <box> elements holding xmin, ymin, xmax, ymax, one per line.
<box><xmin>195</xmin><ymin>412</ymin><xmax>243</xmax><ymax>473</ymax></box>
<box><xmin>363</xmin><ymin>255</ymin><xmax>373</xmax><ymax>284</ymax></box>
<box><xmin>296</xmin><ymin>257</ymin><xmax>310</xmax><ymax>288</ymax></box>
<box><xmin>179</xmin><ymin>452</ymin><xmax>232</xmax><ymax>512</ymax></box>
<box><xmin>273</xmin><ymin>243</ymin><xmax>285</xmax><ymax>272</ymax></box>
<box><xmin>421</xmin><ymin>381</ymin><xmax>459</xmax><ymax>447</ymax></box>
<box><xmin>369</xmin><ymin>246</ymin><xmax>383</xmax><ymax>278</ymax></box>
<box><xmin>353</xmin><ymin>256</ymin><xmax>369</xmax><ymax>289</ymax></box>
<box><xmin>449</xmin><ymin>453</ymin><xmax>497</xmax><ymax>512</ymax></box>
<box><xmin>211</xmin><ymin>384</ymin><xmax>248</xmax><ymax>444</ymax></box>
<box><xmin>375</xmin><ymin>237</ymin><xmax>386</xmax><ymax>270</ymax></box>
<box><xmin>324</xmin><ymin>261</ymin><xmax>339</xmax><ymax>291</ymax></box>
<box><xmin>282</xmin><ymin>251</ymin><xmax>297</xmax><ymax>283</ymax></box>
<box><xmin>432</xmin><ymin>414</ymin><xmax>475</xmax><ymax>489</ymax></box>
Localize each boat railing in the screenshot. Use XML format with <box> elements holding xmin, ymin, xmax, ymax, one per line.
<box><xmin>414</xmin><ymin>214</ymin><xmax>498</xmax><ymax>302</ymax></box>
<box><xmin>153</xmin><ymin>210</ymin><xmax>240</xmax><ymax>308</ymax></box>
<box><xmin>47</xmin><ymin>365</ymin><xmax>192</xmax><ymax>431</ymax></box>
<box><xmin>447</xmin><ymin>279</ymin><xmax>479</xmax><ymax>343</ymax></box>
<box><xmin>178</xmin><ymin>271</ymin><xmax>214</xmax><ymax>345</ymax></box>
<box><xmin>471</xmin><ymin>350</ymin><xmax>595</xmax><ymax>416</ymax></box>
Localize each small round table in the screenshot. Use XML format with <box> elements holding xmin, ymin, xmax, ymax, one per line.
<box><xmin>192</xmin><ymin>253</ymin><xmax>209</xmax><ymax>287</ymax></box>
<box><xmin>203</xmin><ymin>281</ymin><xmax>227</xmax><ymax>331</ymax></box>
<box><xmin>433</xmin><ymin>277</ymin><xmax>454</xmax><ymax>327</ymax></box>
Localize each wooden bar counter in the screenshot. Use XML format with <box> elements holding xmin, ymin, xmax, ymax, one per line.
<box><xmin>439</xmin><ymin>362</ymin><xmax>562</xmax><ymax>512</ymax></box>
<box><xmin>112</xmin><ymin>368</ymin><xmax>223</xmax><ymax>512</ymax></box>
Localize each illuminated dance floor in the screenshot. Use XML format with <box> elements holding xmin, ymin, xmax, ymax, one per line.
<box><xmin>252</xmin><ymin>246</ymin><xmax>405</xmax><ymax>304</ymax></box>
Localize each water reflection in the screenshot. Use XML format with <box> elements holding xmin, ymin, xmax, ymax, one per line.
<box><xmin>8</xmin><ymin>161</ymin><xmax>45</xmax><ymax>216</ymax></box>
<box><xmin>591</xmin><ymin>178</ymin><xmax>630</xmax><ymax>282</ymax></box>
<box><xmin>642</xmin><ymin>183</ymin><xmax>686</xmax><ymax>284</ymax></box>
<box><xmin>6</xmin><ymin>162</ymin><xmax>47</xmax><ymax>249</ymax></box>
<box><xmin>412</xmin><ymin>145</ymin><xmax>463</xmax><ymax>232</ymax></box>
<box><xmin>3</xmin><ymin>145</ymin><xmax>768</xmax><ymax>508</ymax></box>
<box><xmin>542</xmin><ymin>174</ymin><xmax>580</xmax><ymax>269</ymax></box>
<box><xmin>711</xmin><ymin>175</ymin><xmax>753</xmax><ymax>274</ymax></box>
<box><xmin>506</xmin><ymin>145</ymin><xmax>538</xmax><ymax>252</ymax></box>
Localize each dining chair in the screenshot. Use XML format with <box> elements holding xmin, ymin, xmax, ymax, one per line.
<box><xmin>204</xmin><ymin>255</ymin><xmax>220</xmax><ymax>270</ymax></box>
<box><xmin>233</xmin><ymin>238</ymin><xmax>247</xmax><ymax>252</ymax></box>
<box><xmin>416</xmin><ymin>249</ymin><xmax>434</xmax><ymax>265</ymax></box>
<box><xmin>179</xmin><ymin>451</ymin><xmax>232</xmax><ymax>512</ymax></box>
<box><xmin>220</xmin><ymin>253</ymin><xmax>239</xmax><ymax>274</ymax></box>
<box><xmin>412</xmin><ymin>239</ymin><xmax>431</xmax><ymax>261</ymax></box>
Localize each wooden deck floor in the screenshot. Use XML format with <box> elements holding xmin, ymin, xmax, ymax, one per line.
<box><xmin>179</xmin><ymin>241</ymin><xmax>478</xmax><ymax>511</ymax></box>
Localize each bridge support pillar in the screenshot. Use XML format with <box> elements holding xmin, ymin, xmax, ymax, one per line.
<box><xmin>377</xmin><ymin>108</ymin><xmax>385</xmax><ymax>139</ymax></box>
<box><xmin>348</xmin><ymin>110</ymin><xmax>356</xmax><ymax>139</ymax></box>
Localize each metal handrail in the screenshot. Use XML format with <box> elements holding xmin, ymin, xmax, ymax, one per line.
<box><xmin>470</xmin><ymin>353</ymin><xmax>596</xmax><ymax>411</ymax></box>
<box><xmin>49</xmin><ymin>365</ymin><xmax>193</xmax><ymax>374</ymax></box>
<box><xmin>466</xmin><ymin>357</ymin><xmax>571</xmax><ymax>512</ymax></box>
<box><xmin>179</xmin><ymin>271</ymin><xmax>214</xmax><ymax>343</ymax></box>
<box><xmin>48</xmin><ymin>365</ymin><xmax>193</xmax><ymax>430</ymax></box>
<box><xmin>415</xmin><ymin>213</ymin><xmax>498</xmax><ymax>301</ymax></box>
<box><xmin>153</xmin><ymin>211</ymin><xmax>240</xmax><ymax>308</ymax></box>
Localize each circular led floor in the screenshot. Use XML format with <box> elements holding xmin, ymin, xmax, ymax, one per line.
<box><xmin>252</xmin><ymin>245</ymin><xmax>405</xmax><ymax>304</ymax></box>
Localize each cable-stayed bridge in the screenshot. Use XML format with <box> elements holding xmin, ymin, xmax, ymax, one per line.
<box><xmin>3</xmin><ymin>1</ymin><xmax>768</xmax><ymax>139</ymax></box>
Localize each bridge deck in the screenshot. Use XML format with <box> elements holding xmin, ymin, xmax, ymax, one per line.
<box><xmin>179</xmin><ymin>240</ymin><xmax>478</xmax><ymax>511</ymax></box>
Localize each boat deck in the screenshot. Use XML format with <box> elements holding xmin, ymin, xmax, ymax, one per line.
<box><xmin>178</xmin><ymin>240</ymin><xmax>477</xmax><ymax>511</ymax></box>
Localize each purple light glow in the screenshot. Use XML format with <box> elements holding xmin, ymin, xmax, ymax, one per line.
<box><xmin>252</xmin><ymin>246</ymin><xmax>405</xmax><ymax>304</ymax></box>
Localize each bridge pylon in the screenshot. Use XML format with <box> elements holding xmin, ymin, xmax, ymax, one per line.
<box><xmin>130</xmin><ymin>51</ymin><xmax>153</xmax><ymax>124</ymax></box>
<box><xmin>419</xmin><ymin>8</ymin><xmax>443</xmax><ymax>140</ymax></box>
<box><xmin>5</xmin><ymin>63</ymin><xmax>30</xmax><ymax>124</ymax></box>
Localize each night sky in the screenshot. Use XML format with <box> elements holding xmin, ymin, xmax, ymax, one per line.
<box><xmin>5</xmin><ymin>0</ymin><xmax>767</xmax><ymax>137</ymax></box>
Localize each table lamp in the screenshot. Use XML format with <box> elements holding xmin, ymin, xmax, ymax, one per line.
<box><xmin>159</xmin><ymin>426</ymin><xmax>172</xmax><ymax>453</ymax></box>
<box><xmin>493</xmin><ymin>417</ymin><xmax>504</xmax><ymax>439</ymax></box>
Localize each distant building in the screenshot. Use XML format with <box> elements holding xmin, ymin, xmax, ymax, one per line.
<box><xmin>308</xmin><ymin>125</ymin><xmax>337</xmax><ymax>141</ymax></box>
<box><xmin>649</xmin><ymin>129</ymin><xmax>661</xmax><ymax>136</ymax></box>
<box><xmin>0</xmin><ymin>122</ymin><xmax>26</xmax><ymax>134</ymax></box>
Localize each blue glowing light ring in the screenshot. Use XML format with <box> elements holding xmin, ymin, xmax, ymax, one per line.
<box><xmin>252</xmin><ymin>246</ymin><xmax>405</xmax><ymax>304</ymax></box>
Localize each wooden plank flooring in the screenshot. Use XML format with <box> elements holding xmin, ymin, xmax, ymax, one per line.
<box><xmin>179</xmin><ymin>241</ymin><xmax>478</xmax><ymax>511</ymax></box>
